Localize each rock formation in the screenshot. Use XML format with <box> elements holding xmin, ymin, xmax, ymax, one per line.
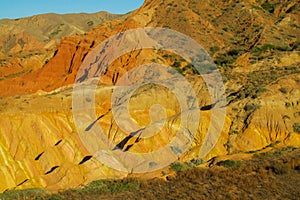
<box><xmin>0</xmin><ymin>0</ymin><xmax>299</xmax><ymax>192</ymax></box>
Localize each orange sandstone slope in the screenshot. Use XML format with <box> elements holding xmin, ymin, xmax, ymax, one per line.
<box><xmin>0</xmin><ymin>0</ymin><xmax>299</xmax><ymax>96</ymax></box>
<box><xmin>0</xmin><ymin>11</ymin><xmax>123</xmax><ymax>85</ymax></box>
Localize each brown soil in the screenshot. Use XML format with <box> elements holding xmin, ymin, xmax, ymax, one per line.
<box><xmin>38</xmin><ymin>147</ymin><xmax>300</xmax><ymax>200</ymax></box>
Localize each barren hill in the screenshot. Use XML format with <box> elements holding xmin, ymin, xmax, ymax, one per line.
<box><xmin>0</xmin><ymin>11</ymin><xmax>124</xmax><ymax>80</ymax></box>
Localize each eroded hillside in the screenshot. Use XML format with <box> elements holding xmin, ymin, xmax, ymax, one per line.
<box><xmin>0</xmin><ymin>0</ymin><xmax>299</xmax><ymax>193</ymax></box>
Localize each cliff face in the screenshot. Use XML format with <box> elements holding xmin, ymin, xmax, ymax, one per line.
<box><xmin>0</xmin><ymin>0</ymin><xmax>300</xmax><ymax>192</ymax></box>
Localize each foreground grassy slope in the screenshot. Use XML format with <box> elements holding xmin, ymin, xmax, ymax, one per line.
<box><xmin>0</xmin><ymin>147</ymin><xmax>299</xmax><ymax>199</ymax></box>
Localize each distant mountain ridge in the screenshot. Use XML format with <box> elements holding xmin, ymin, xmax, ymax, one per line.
<box><xmin>0</xmin><ymin>11</ymin><xmax>123</xmax><ymax>51</ymax></box>
<box><xmin>0</xmin><ymin>11</ymin><xmax>125</xmax><ymax>80</ymax></box>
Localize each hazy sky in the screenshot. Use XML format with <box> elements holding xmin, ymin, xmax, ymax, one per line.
<box><xmin>0</xmin><ymin>0</ymin><xmax>144</xmax><ymax>19</ymax></box>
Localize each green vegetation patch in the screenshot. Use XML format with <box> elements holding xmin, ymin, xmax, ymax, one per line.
<box><xmin>77</xmin><ymin>179</ymin><xmax>140</xmax><ymax>195</ymax></box>
<box><xmin>87</xmin><ymin>21</ymin><xmax>94</xmax><ymax>26</ymax></box>
<box><xmin>214</xmin><ymin>48</ymin><xmax>244</xmax><ymax>66</ymax></box>
<box><xmin>0</xmin><ymin>188</ymin><xmax>47</xmax><ymax>200</ymax></box>
<box><xmin>216</xmin><ymin>160</ymin><xmax>242</xmax><ymax>168</ymax></box>
<box><xmin>244</xmin><ymin>103</ymin><xmax>260</xmax><ymax>111</ymax></box>
<box><xmin>279</xmin><ymin>87</ymin><xmax>288</xmax><ymax>94</ymax></box>
<box><xmin>261</xmin><ymin>2</ymin><xmax>275</xmax><ymax>13</ymax></box>
<box><xmin>50</xmin><ymin>29</ymin><xmax>62</xmax><ymax>36</ymax></box>
<box><xmin>170</xmin><ymin>161</ymin><xmax>190</xmax><ymax>171</ymax></box>
<box><xmin>2</xmin><ymin>70</ymin><xmax>27</xmax><ymax>80</ymax></box>
<box><xmin>293</xmin><ymin>123</ymin><xmax>300</xmax><ymax>133</ymax></box>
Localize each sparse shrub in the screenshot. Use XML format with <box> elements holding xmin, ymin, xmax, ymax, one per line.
<box><xmin>47</xmin><ymin>195</ymin><xmax>63</xmax><ymax>200</ymax></box>
<box><xmin>162</xmin><ymin>54</ymin><xmax>175</xmax><ymax>59</ymax></box>
<box><xmin>291</xmin><ymin>40</ymin><xmax>300</xmax><ymax>50</ymax></box>
<box><xmin>227</xmin><ymin>48</ymin><xmax>241</xmax><ymax>56</ymax></box>
<box><xmin>214</xmin><ymin>48</ymin><xmax>243</xmax><ymax>66</ymax></box>
<box><xmin>244</xmin><ymin>103</ymin><xmax>260</xmax><ymax>111</ymax></box>
<box><xmin>162</xmin><ymin>170</ymin><xmax>168</xmax><ymax>176</ymax></box>
<box><xmin>253</xmin><ymin>152</ymin><xmax>269</xmax><ymax>158</ymax></box>
<box><xmin>87</xmin><ymin>21</ymin><xmax>94</xmax><ymax>26</ymax></box>
<box><xmin>191</xmin><ymin>158</ymin><xmax>205</xmax><ymax>166</ymax></box>
<box><xmin>214</xmin><ymin>54</ymin><xmax>235</xmax><ymax>66</ymax></box>
<box><xmin>217</xmin><ymin>160</ymin><xmax>242</xmax><ymax>168</ymax></box>
<box><xmin>256</xmin><ymin>87</ymin><xmax>267</xmax><ymax>93</ymax></box>
<box><xmin>285</xmin><ymin>66</ymin><xmax>297</xmax><ymax>71</ymax></box>
<box><xmin>4</xmin><ymin>70</ymin><xmax>26</xmax><ymax>79</ymax></box>
<box><xmin>107</xmin><ymin>182</ymin><xmax>140</xmax><ymax>193</ymax></box>
<box><xmin>285</xmin><ymin>102</ymin><xmax>291</xmax><ymax>107</ymax></box>
<box><xmin>255</xmin><ymin>87</ymin><xmax>268</xmax><ymax>96</ymax></box>
<box><xmin>251</xmin><ymin>4</ymin><xmax>263</xmax><ymax>10</ymax></box>
<box><xmin>293</xmin><ymin>123</ymin><xmax>300</xmax><ymax>133</ymax></box>
<box><xmin>232</xmin><ymin>107</ymin><xmax>239</xmax><ymax>112</ymax></box>
<box><xmin>253</xmin><ymin>43</ymin><xmax>275</xmax><ymax>53</ymax></box>
<box><xmin>210</xmin><ymin>46</ymin><xmax>220</xmax><ymax>55</ymax></box>
<box><xmin>170</xmin><ymin>162</ymin><xmax>190</xmax><ymax>171</ymax></box>
<box><xmin>279</xmin><ymin>87</ymin><xmax>288</xmax><ymax>94</ymax></box>
<box><xmin>18</xmin><ymin>38</ymin><xmax>25</xmax><ymax>47</ymax></box>
<box><xmin>261</xmin><ymin>2</ymin><xmax>275</xmax><ymax>13</ymax></box>
<box><xmin>172</xmin><ymin>60</ymin><xmax>181</xmax><ymax>68</ymax></box>
<box><xmin>50</xmin><ymin>29</ymin><xmax>62</xmax><ymax>36</ymax></box>
<box><xmin>0</xmin><ymin>188</ymin><xmax>47</xmax><ymax>199</ymax></box>
<box><xmin>78</xmin><ymin>178</ymin><xmax>140</xmax><ymax>195</ymax></box>
<box><xmin>266</xmin><ymin>163</ymin><xmax>289</xmax><ymax>175</ymax></box>
<box><xmin>175</xmin><ymin>67</ymin><xmax>184</xmax><ymax>75</ymax></box>
<box><xmin>266</xmin><ymin>143</ymin><xmax>275</xmax><ymax>148</ymax></box>
<box><xmin>294</xmin><ymin>112</ymin><xmax>300</xmax><ymax>117</ymax></box>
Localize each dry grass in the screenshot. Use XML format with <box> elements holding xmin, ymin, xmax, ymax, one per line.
<box><xmin>1</xmin><ymin>147</ymin><xmax>299</xmax><ymax>200</ymax></box>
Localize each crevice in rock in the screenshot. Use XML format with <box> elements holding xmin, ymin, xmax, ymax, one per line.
<box><xmin>77</xmin><ymin>68</ymin><xmax>89</xmax><ymax>83</ymax></box>
<box><xmin>85</xmin><ymin>109</ymin><xmax>111</xmax><ymax>132</ymax></box>
<box><xmin>45</xmin><ymin>166</ymin><xmax>59</xmax><ymax>175</ymax></box>
<box><xmin>53</xmin><ymin>49</ymin><xmax>58</xmax><ymax>57</ymax></box>
<box><xmin>81</xmin><ymin>52</ymin><xmax>89</xmax><ymax>62</ymax></box>
<box><xmin>79</xmin><ymin>156</ymin><xmax>93</xmax><ymax>165</ymax></box>
<box><xmin>113</xmin><ymin>128</ymin><xmax>144</xmax><ymax>151</ymax></box>
<box><xmin>34</xmin><ymin>152</ymin><xmax>44</xmax><ymax>161</ymax></box>
<box><xmin>89</xmin><ymin>41</ymin><xmax>95</xmax><ymax>48</ymax></box>
<box><xmin>17</xmin><ymin>179</ymin><xmax>29</xmax><ymax>186</ymax></box>
<box><xmin>68</xmin><ymin>52</ymin><xmax>76</xmax><ymax>74</ymax></box>
<box><xmin>85</xmin><ymin>114</ymin><xmax>106</xmax><ymax>132</ymax></box>
<box><xmin>200</xmin><ymin>103</ymin><xmax>216</xmax><ymax>111</ymax></box>
<box><xmin>112</xmin><ymin>72</ymin><xmax>119</xmax><ymax>85</ymax></box>
<box><xmin>55</xmin><ymin>140</ymin><xmax>62</xmax><ymax>146</ymax></box>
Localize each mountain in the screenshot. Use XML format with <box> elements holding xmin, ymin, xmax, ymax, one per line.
<box><xmin>0</xmin><ymin>0</ymin><xmax>299</xmax><ymax>95</ymax></box>
<box><xmin>0</xmin><ymin>11</ymin><xmax>124</xmax><ymax>81</ymax></box>
<box><xmin>0</xmin><ymin>0</ymin><xmax>299</xmax><ymax>194</ymax></box>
